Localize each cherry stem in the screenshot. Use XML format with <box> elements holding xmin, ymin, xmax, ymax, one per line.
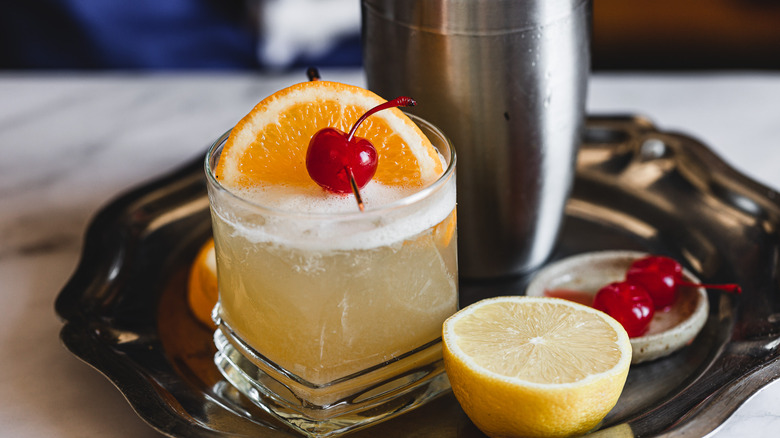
<box><xmin>678</xmin><ymin>280</ymin><xmax>742</xmax><ymax>294</ymax></box>
<box><xmin>346</xmin><ymin>96</ymin><xmax>417</xmax><ymax>141</ymax></box>
<box><xmin>345</xmin><ymin>166</ymin><xmax>365</xmax><ymax>212</ymax></box>
<box><xmin>307</xmin><ymin>67</ymin><xmax>321</xmax><ymax>81</ymax></box>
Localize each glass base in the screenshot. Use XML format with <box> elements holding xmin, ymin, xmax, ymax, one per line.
<box><xmin>212</xmin><ymin>320</ymin><xmax>451</xmax><ymax>437</ymax></box>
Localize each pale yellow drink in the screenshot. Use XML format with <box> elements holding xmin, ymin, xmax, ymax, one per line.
<box><xmin>212</xmin><ymin>204</ymin><xmax>457</xmax><ymax>385</ymax></box>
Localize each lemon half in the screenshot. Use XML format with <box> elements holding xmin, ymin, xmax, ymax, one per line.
<box><xmin>442</xmin><ymin>296</ymin><xmax>632</xmax><ymax>438</ymax></box>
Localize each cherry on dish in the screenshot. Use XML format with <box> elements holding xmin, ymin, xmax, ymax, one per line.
<box><xmin>592</xmin><ymin>281</ymin><xmax>655</xmax><ymax>338</ymax></box>
<box><xmin>626</xmin><ymin>255</ymin><xmax>741</xmax><ymax>310</ymax></box>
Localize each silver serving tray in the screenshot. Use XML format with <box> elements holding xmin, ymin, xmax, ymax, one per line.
<box><xmin>56</xmin><ymin>116</ymin><xmax>780</xmax><ymax>437</ymax></box>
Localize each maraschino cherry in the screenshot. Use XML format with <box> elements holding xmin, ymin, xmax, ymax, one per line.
<box><xmin>306</xmin><ymin>96</ymin><xmax>416</xmax><ymax>211</ymax></box>
<box><xmin>592</xmin><ymin>282</ymin><xmax>655</xmax><ymax>337</ymax></box>
<box><xmin>626</xmin><ymin>256</ymin><xmax>742</xmax><ymax>310</ymax></box>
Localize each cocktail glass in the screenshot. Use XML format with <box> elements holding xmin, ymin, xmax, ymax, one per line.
<box><xmin>205</xmin><ymin>114</ymin><xmax>457</xmax><ymax>436</ymax></box>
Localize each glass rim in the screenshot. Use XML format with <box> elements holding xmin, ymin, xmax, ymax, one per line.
<box><xmin>204</xmin><ymin>113</ymin><xmax>456</xmax><ymax>219</ymax></box>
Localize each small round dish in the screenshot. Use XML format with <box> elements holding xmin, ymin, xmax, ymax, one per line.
<box><xmin>526</xmin><ymin>250</ymin><xmax>709</xmax><ymax>364</ymax></box>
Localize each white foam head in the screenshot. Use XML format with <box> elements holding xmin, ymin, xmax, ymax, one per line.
<box><xmin>211</xmin><ymin>178</ymin><xmax>456</xmax><ymax>251</ymax></box>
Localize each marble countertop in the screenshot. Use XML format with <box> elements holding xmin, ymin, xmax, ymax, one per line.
<box><xmin>1</xmin><ymin>70</ymin><xmax>779</xmax><ymax>437</ymax></box>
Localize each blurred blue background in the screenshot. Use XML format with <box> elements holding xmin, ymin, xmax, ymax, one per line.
<box><xmin>0</xmin><ymin>0</ymin><xmax>362</xmax><ymax>70</ymax></box>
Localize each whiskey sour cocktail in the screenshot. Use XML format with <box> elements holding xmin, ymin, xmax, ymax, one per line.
<box><xmin>205</xmin><ymin>79</ymin><xmax>457</xmax><ymax>436</ymax></box>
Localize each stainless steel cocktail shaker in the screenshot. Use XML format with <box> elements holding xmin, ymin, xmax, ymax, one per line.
<box><xmin>362</xmin><ymin>0</ymin><xmax>591</xmax><ymax>278</ymax></box>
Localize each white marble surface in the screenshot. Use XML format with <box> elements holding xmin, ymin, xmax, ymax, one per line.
<box><xmin>1</xmin><ymin>70</ymin><xmax>779</xmax><ymax>437</ymax></box>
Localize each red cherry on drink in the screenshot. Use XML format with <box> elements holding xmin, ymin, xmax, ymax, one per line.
<box><xmin>306</xmin><ymin>96</ymin><xmax>416</xmax><ymax>196</ymax></box>
<box><xmin>626</xmin><ymin>256</ymin><xmax>742</xmax><ymax>310</ymax></box>
<box><xmin>306</xmin><ymin>128</ymin><xmax>378</xmax><ymax>193</ymax></box>
<box><xmin>592</xmin><ymin>281</ymin><xmax>655</xmax><ymax>338</ymax></box>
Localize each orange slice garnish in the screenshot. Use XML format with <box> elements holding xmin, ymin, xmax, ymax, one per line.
<box><xmin>214</xmin><ymin>80</ymin><xmax>443</xmax><ymax>191</ymax></box>
<box><xmin>187</xmin><ymin>238</ymin><xmax>217</xmax><ymax>328</ymax></box>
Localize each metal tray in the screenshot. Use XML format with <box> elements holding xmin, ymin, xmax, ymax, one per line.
<box><xmin>56</xmin><ymin>115</ymin><xmax>780</xmax><ymax>437</ymax></box>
